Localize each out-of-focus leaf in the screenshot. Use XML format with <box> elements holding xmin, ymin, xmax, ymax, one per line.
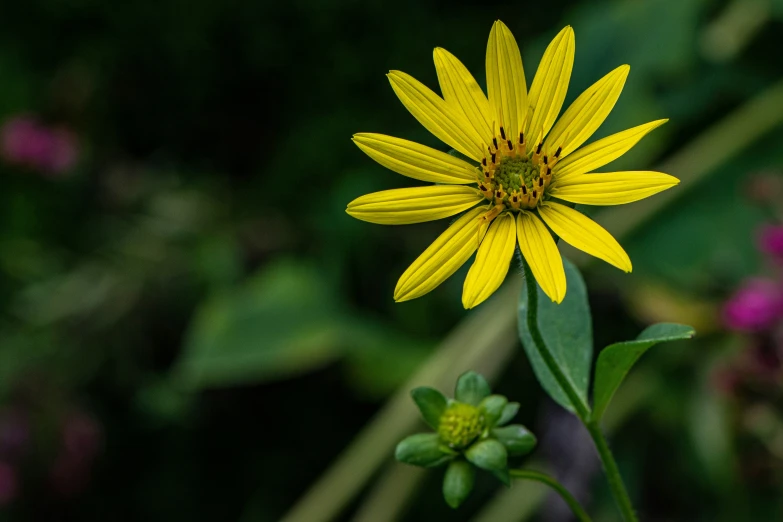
<box><xmin>175</xmin><ymin>260</ymin><xmax>344</xmax><ymax>387</ymax></box>
<box><xmin>518</xmin><ymin>259</ymin><xmax>592</xmax><ymax>413</ymax></box>
<box><xmin>591</xmin><ymin>323</ymin><xmax>695</xmax><ymax>421</ymax></box>
<box><xmin>411</xmin><ymin>387</ymin><xmax>448</xmax><ymax>429</ymax></box>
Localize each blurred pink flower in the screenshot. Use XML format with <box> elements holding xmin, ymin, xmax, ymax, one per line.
<box><xmin>759</xmin><ymin>225</ymin><xmax>783</xmax><ymax>261</ymax></box>
<box><xmin>62</xmin><ymin>412</ymin><xmax>102</xmax><ymax>460</ymax></box>
<box><xmin>0</xmin><ymin>410</ymin><xmax>29</xmax><ymax>459</ymax></box>
<box><xmin>0</xmin><ymin>116</ymin><xmax>79</xmax><ymax>175</ymax></box>
<box><xmin>0</xmin><ymin>462</ymin><xmax>17</xmax><ymax>505</ymax></box>
<box><xmin>723</xmin><ymin>278</ymin><xmax>783</xmax><ymax>332</ymax></box>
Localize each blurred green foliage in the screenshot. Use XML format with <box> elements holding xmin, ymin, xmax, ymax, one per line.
<box><xmin>0</xmin><ymin>0</ymin><xmax>781</xmax><ymax>520</ymax></box>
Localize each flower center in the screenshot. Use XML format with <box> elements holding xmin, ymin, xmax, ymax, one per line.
<box><xmin>438</xmin><ymin>403</ymin><xmax>485</xmax><ymax>448</ymax></box>
<box><xmin>476</xmin><ymin>127</ymin><xmax>560</xmax><ymax>216</ymax></box>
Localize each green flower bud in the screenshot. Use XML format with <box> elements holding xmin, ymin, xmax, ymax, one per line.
<box><xmin>454</xmin><ymin>371</ymin><xmax>491</xmax><ymax>406</ymax></box>
<box><xmin>442</xmin><ymin>460</ymin><xmax>475</xmax><ymax>508</ymax></box>
<box><xmin>479</xmin><ymin>394</ymin><xmax>508</xmax><ymax>427</ymax></box>
<box><xmin>497</xmin><ymin>402</ymin><xmax>520</xmax><ymax>426</ymax></box>
<box><xmin>395</xmin><ymin>433</ymin><xmax>454</xmax><ymax>468</ymax></box>
<box><xmin>410</xmin><ymin>387</ymin><xmax>447</xmax><ymax>429</ymax></box>
<box><xmin>465</xmin><ymin>438</ymin><xmax>508</xmax><ymax>471</ymax></box>
<box><xmin>438</xmin><ymin>402</ymin><xmax>485</xmax><ymax>448</ymax></box>
<box><xmin>492</xmin><ymin>425</ymin><xmax>537</xmax><ymax>456</ymax></box>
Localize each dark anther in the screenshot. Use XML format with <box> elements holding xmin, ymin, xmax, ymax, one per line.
<box><xmin>493</xmin><ymin>138</ymin><xmax>498</xmax><ymax>149</ymax></box>
<box><xmin>536</xmin><ymin>142</ymin><xmax>543</xmax><ymax>154</ymax></box>
<box><xmin>507</xmin><ymin>140</ymin><xmax>513</xmax><ymax>150</ymax></box>
<box><xmin>519</xmin><ymin>132</ymin><xmax>524</xmax><ymax>144</ymax></box>
<box><xmin>482</xmin><ymin>158</ymin><xmax>487</xmax><ymax>166</ymax></box>
<box><xmin>543</xmin><ymin>156</ymin><xmax>548</xmax><ymax>164</ymax></box>
<box><xmin>513</xmin><ymin>196</ymin><xmax>518</xmax><ymax>202</ymax></box>
<box><xmin>555</xmin><ymin>146</ymin><xmax>562</xmax><ymax>158</ymax></box>
<box><xmin>521</xmin><ymin>185</ymin><xmax>527</xmax><ymax>194</ymax></box>
<box><xmin>479</xmin><ymin>184</ymin><xmax>487</xmax><ymax>191</ymax></box>
<box><xmin>546</xmin><ymin>167</ymin><xmax>551</xmax><ymax>176</ymax></box>
<box><xmin>532</xmin><ymin>190</ymin><xmax>537</xmax><ymax>198</ymax></box>
<box><xmin>491</xmin><ymin>153</ymin><xmax>496</xmax><ymax>163</ymax></box>
<box><xmin>495</xmin><ymin>190</ymin><xmax>501</xmax><ymax>197</ymax></box>
<box><xmin>538</xmin><ymin>177</ymin><xmax>543</xmax><ymax>187</ymax></box>
<box><xmin>499</xmin><ymin>126</ymin><xmax>506</xmax><ymax>140</ymax></box>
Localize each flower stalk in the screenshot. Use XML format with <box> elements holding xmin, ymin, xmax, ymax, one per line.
<box><xmin>521</xmin><ymin>258</ymin><xmax>638</xmax><ymax>522</ymax></box>
<box><xmin>509</xmin><ymin>469</ymin><xmax>592</xmax><ymax>522</ymax></box>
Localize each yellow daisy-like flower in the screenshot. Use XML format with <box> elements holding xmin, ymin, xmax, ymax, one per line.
<box><xmin>347</xmin><ymin>21</ymin><xmax>679</xmax><ymax>308</ymax></box>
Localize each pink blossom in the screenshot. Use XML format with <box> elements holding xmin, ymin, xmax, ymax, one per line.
<box><xmin>0</xmin><ymin>116</ymin><xmax>79</xmax><ymax>175</ymax></box>
<box><xmin>723</xmin><ymin>278</ymin><xmax>783</xmax><ymax>332</ymax></box>
<box><xmin>758</xmin><ymin>225</ymin><xmax>783</xmax><ymax>260</ymax></box>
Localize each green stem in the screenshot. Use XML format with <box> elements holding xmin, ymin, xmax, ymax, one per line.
<box><xmin>510</xmin><ymin>469</ymin><xmax>592</xmax><ymax>522</ymax></box>
<box><xmin>521</xmin><ymin>260</ymin><xmax>638</xmax><ymax>522</ymax></box>
<box><xmin>585</xmin><ymin>420</ymin><xmax>637</xmax><ymax>521</ymax></box>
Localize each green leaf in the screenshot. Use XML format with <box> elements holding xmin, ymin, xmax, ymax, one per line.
<box><xmin>395</xmin><ymin>433</ymin><xmax>454</xmax><ymax>468</ymax></box>
<box><xmin>465</xmin><ymin>439</ymin><xmax>507</xmax><ymax>472</ymax></box>
<box><xmin>491</xmin><ymin>425</ymin><xmax>537</xmax><ymax>456</ymax></box>
<box><xmin>175</xmin><ymin>260</ymin><xmax>343</xmax><ymax>387</ymax></box>
<box><xmin>454</xmin><ymin>371</ymin><xmax>491</xmax><ymax>406</ymax></box>
<box><xmin>479</xmin><ymin>395</ymin><xmax>508</xmax><ymax>428</ymax></box>
<box><xmin>411</xmin><ymin>387</ymin><xmax>448</xmax><ymax>429</ymax></box>
<box><xmin>442</xmin><ymin>460</ymin><xmax>475</xmax><ymax>509</ymax></box>
<box><xmin>591</xmin><ymin>323</ymin><xmax>695</xmax><ymax>421</ymax></box>
<box><xmin>497</xmin><ymin>402</ymin><xmax>520</xmax><ymax>426</ymax></box>
<box><xmin>518</xmin><ymin>258</ymin><xmax>592</xmax><ymax>413</ymax></box>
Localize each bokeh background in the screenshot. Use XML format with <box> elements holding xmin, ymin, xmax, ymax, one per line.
<box><xmin>1</xmin><ymin>0</ymin><xmax>782</xmax><ymax>520</ymax></box>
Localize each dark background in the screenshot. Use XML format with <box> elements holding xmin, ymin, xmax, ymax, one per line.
<box><xmin>0</xmin><ymin>0</ymin><xmax>782</xmax><ymax>520</ymax></box>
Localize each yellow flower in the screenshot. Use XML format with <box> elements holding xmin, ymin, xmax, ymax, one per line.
<box><xmin>347</xmin><ymin>21</ymin><xmax>679</xmax><ymax>308</ymax></box>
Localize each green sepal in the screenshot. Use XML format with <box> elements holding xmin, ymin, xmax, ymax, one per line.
<box><xmin>395</xmin><ymin>433</ymin><xmax>454</xmax><ymax>468</ymax></box>
<box><xmin>442</xmin><ymin>460</ymin><xmax>475</xmax><ymax>509</ymax></box>
<box><xmin>465</xmin><ymin>438</ymin><xmax>508</xmax><ymax>472</ymax></box>
<box><xmin>455</xmin><ymin>371</ymin><xmax>491</xmax><ymax>406</ymax></box>
<box><xmin>411</xmin><ymin>387</ymin><xmax>448</xmax><ymax>429</ymax></box>
<box><xmin>497</xmin><ymin>402</ymin><xmax>520</xmax><ymax>426</ymax></box>
<box><xmin>492</xmin><ymin>467</ymin><xmax>511</xmax><ymax>487</ymax></box>
<box><xmin>492</xmin><ymin>425</ymin><xmax>537</xmax><ymax>456</ymax></box>
<box><xmin>478</xmin><ymin>394</ymin><xmax>508</xmax><ymax>427</ymax></box>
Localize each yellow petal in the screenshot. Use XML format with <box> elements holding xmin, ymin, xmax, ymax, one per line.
<box><xmin>548</xmin><ymin>171</ymin><xmax>680</xmax><ymax>205</ymax></box>
<box><xmin>395</xmin><ymin>206</ymin><xmax>489</xmax><ymax>302</ymax></box>
<box><xmin>485</xmin><ymin>20</ymin><xmax>527</xmax><ymax>141</ymax></box>
<box><xmin>388</xmin><ymin>71</ymin><xmax>485</xmax><ymax>161</ymax></box>
<box><xmin>462</xmin><ymin>212</ymin><xmax>516</xmax><ymax>309</ymax></box>
<box><xmin>538</xmin><ymin>201</ymin><xmax>631</xmax><ymax>272</ymax></box>
<box><xmin>544</xmin><ymin>64</ymin><xmax>629</xmax><ymax>159</ymax></box>
<box><xmin>516</xmin><ymin>212</ymin><xmax>566</xmax><ymax>303</ymax></box>
<box><xmin>525</xmin><ymin>26</ymin><xmax>575</xmax><ymax>146</ymax></box>
<box><xmin>353</xmin><ymin>133</ymin><xmax>478</xmax><ymax>184</ymax></box>
<box><xmin>433</xmin><ymin>48</ymin><xmax>494</xmax><ymax>146</ymax></box>
<box><xmin>347</xmin><ymin>185</ymin><xmax>483</xmax><ymax>224</ymax></box>
<box><xmin>553</xmin><ymin>119</ymin><xmax>667</xmax><ymax>179</ymax></box>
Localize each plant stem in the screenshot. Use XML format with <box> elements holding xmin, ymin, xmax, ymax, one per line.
<box><xmin>585</xmin><ymin>420</ymin><xmax>637</xmax><ymax>522</ymax></box>
<box><xmin>510</xmin><ymin>469</ymin><xmax>592</xmax><ymax>522</ymax></box>
<box><xmin>521</xmin><ymin>260</ymin><xmax>638</xmax><ymax>522</ymax></box>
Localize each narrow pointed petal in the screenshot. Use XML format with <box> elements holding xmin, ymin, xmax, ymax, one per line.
<box><xmin>548</xmin><ymin>171</ymin><xmax>680</xmax><ymax>205</ymax></box>
<box><xmin>516</xmin><ymin>212</ymin><xmax>566</xmax><ymax>303</ymax></box>
<box><xmin>353</xmin><ymin>133</ymin><xmax>478</xmax><ymax>184</ymax></box>
<box><xmin>434</xmin><ymin>48</ymin><xmax>494</xmax><ymax>145</ymax></box>
<box><xmin>486</xmin><ymin>20</ymin><xmax>527</xmax><ymax>140</ymax></box>
<box><xmin>554</xmin><ymin>119</ymin><xmax>668</xmax><ymax>179</ymax></box>
<box><xmin>395</xmin><ymin>206</ymin><xmax>489</xmax><ymax>302</ymax></box>
<box><xmin>544</xmin><ymin>65</ymin><xmax>629</xmax><ymax>159</ymax></box>
<box><xmin>347</xmin><ymin>185</ymin><xmax>484</xmax><ymax>224</ymax></box>
<box><xmin>525</xmin><ymin>26</ymin><xmax>575</xmax><ymax>146</ymax></box>
<box><xmin>538</xmin><ymin>201</ymin><xmax>631</xmax><ymax>272</ymax></box>
<box><xmin>388</xmin><ymin>71</ymin><xmax>485</xmax><ymax>161</ymax></box>
<box><xmin>462</xmin><ymin>213</ymin><xmax>516</xmax><ymax>309</ymax></box>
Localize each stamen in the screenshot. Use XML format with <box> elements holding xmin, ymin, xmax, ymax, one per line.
<box><xmin>519</xmin><ymin>132</ymin><xmax>524</xmax><ymax>144</ymax></box>
<box><xmin>493</xmin><ymin>137</ymin><xmax>498</xmax><ymax>150</ymax></box>
<box><xmin>543</xmin><ymin>156</ymin><xmax>548</xmax><ymax>165</ymax></box>
<box><xmin>555</xmin><ymin>146</ymin><xmax>562</xmax><ymax>158</ymax></box>
<box><xmin>506</xmin><ymin>140</ymin><xmax>513</xmax><ymax>150</ymax></box>
<box><xmin>538</xmin><ymin>177</ymin><xmax>543</xmax><ymax>187</ymax></box>
<box><xmin>491</xmin><ymin>153</ymin><xmax>496</xmax><ymax>163</ymax></box>
<box><xmin>482</xmin><ymin>157</ymin><xmax>487</xmax><ymax>166</ymax></box>
<box><xmin>536</xmin><ymin>142</ymin><xmax>543</xmax><ymax>154</ymax></box>
<box><xmin>499</xmin><ymin>126</ymin><xmax>506</xmax><ymax>140</ymax></box>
